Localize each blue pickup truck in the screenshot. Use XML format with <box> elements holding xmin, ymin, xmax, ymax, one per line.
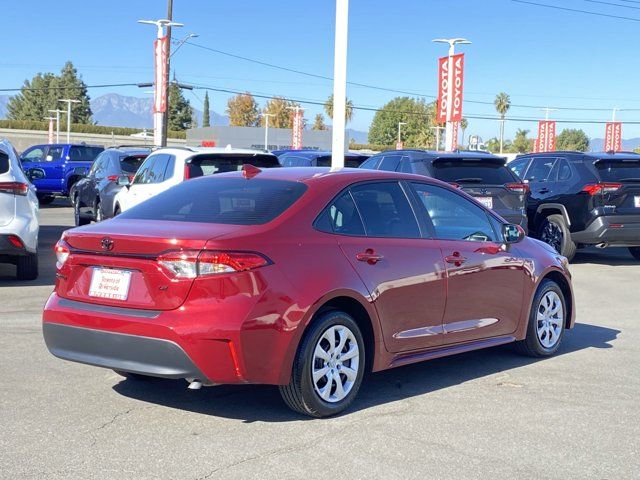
<box><xmin>20</xmin><ymin>143</ymin><xmax>104</xmax><ymax>204</ymax></box>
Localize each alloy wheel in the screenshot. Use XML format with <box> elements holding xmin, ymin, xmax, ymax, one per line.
<box><xmin>311</xmin><ymin>325</ymin><xmax>360</xmax><ymax>403</ymax></box>
<box><xmin>536</xmin><ymin>291</ymin><xmax>564</xmax><ymax>349</ymax></box>
<box><xmin>541</xmin><ymin>221</ymin><xmax>563</xmax><ymax>253</ymax></box>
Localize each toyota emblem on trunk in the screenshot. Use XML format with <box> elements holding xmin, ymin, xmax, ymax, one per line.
<box><xmin>101</xmin><ymin>237</ymin><xmax>114</xmax><ymax>251</ymax></box>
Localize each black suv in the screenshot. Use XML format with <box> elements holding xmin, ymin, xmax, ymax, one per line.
<box><xmin>509</xmin><ymin>151</ymin><xmax>640</xmax><ymax>260</ymax></box>
<box><xmin>360</xmin><ymin>150</ymin><xmax>529</xmax><ymax>230</ymax></box>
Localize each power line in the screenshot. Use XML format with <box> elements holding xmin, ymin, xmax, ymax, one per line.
<box><xmin>0</xmin><ymin>82</ymin><xmax>141</xmax><ymax>93</ymax></box>
<box><xmin>583</xmin><ymin>0</ymin><xmax>640</xmax><ymax>10</ymax></box>
<box><xmin>511</xmin><ymin>0</ymin><xmax>640</xmax><ymax>21</ymax></box>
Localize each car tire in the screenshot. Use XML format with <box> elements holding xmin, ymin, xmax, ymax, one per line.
<box><xmin>74</xmin><ymin>195</ymin><xmax>90</xmax><ymax>226</ymax></box>
<box><xmin>37</xmin><ymin>194</ymin><xmax>55</xmax><ymax>206</ymax></box>
<box><xmin>113</xmin><ymin>370</ymin><xmax>151</xmax><ymax>381</ymax></box>
<box><xmin>539</xmin><ymin>214</ymin><xmax>576</xmax><ymax>261</ymax></box>
<box><xmin>628</xmin><ymin>247</ymin><xmax>640</xmax><ymax>260</ymax></box>
<box><xmin>514</xmin><ymin>279</ymin><xmax>566</xmax><ymax>357</ymax></box>
<box><xmin>16</xmin><ymin>253</ymin><xmax>38</xmax><ymax>281</ymax></box>
<box><xmin>113</xmin><ymin>205</ymin><xmax>121</xmax><ymax>217</ymax></box>
<box><xmin>279</xmin><ymin>310</ymin><xmax>365</xmax><ymax>418</ymax></box>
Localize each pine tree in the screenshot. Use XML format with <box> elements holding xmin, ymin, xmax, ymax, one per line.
<box><xmin>57</xmin><ymin>61</ymin><xmax>92</xmax><ymax>125</ymax></box>
<box><xmin>167</xmin><ymin>80</ymin><xmax>194</xmax><ymax>131</ymax></box>
<box><xmin>202</xmin><ymin>92</ymin><xmax>211</xmax><ymax>127</ymax></box>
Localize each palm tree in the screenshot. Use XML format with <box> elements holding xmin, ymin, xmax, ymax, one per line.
<box><xmin>460</xmin><ymin>117</ymin><xmax>469</xmax><ymax>148</ymax></box>
<box><xmin>324</xmin><ymin>94</ymin><xmax>354</xmax><ymax>124</ymax></box>
<box><xmin>494</xmin><ymin>92</ymin><xmax>511</xmax><ymax>153</ymax></box>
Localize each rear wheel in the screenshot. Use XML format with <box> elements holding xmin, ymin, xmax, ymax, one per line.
<box><xmin>74</xmin><ymin>195</ymin><xmax>90</xmax><ymax>226</ymax></box>
<box><xmin>37</xmin><ymin>194</ymin><xmax>55</xmax><ymax>206</ymax></box>
<box><xmin>279</xmin><ymin>311</ymin><xmax>365</xmax><ymax>418</ymax></box>
<box><xmin>16</xmin><ymin>253</ymin><xmax>38</xmax><ymax>281</ymax></box>
<box><xmin>539</xmin><ymin>214</ymin><xmax>576</xmax><ymax>261</ymax></box>
<box><xmin>629</xmin><ymin>247</ymin><xmax>640</xmax><ymax>260</ymax></box>
<box><xmin>515</xmin><ymin>279</ymin><xmax>566</xmax><ymax>357</ymax></box>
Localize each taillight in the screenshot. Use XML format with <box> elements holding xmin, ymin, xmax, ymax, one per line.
<box><xmin>582</xmin><ymin>183</ymin><xmax>622</xmax><ymax>195</ymax></box>
<box><xmin>8</xmin><ymin>235</ymin><xmax>24</xmax><ymax>249</ymax></box>
<box><xmin>157</xmin><ymin>250</ymin><xmax>270</xmax><ymax>278</ymax></box>
<box><xmin>506</xmin><ymin>182</ymin><xmax>530</xmax><ymax>194</ymax></box>
<box><xmin>106</xmin><ymin>175</ymin><xmax>120</xmax><ymax>182</ymax></box>
<box><xmin>54</xmin><ymin>240</ymin><xmax>70</xmax><ymax>269</ymax></box>
<box><xmin>0</xmin><ymin>182</ymin><xmax>28</xmax><ymax>196</ymax></box>
<box><xmin>183</xmin><ymin>165</ymin><xmax>190</xmax><ymax>180</ymax></box>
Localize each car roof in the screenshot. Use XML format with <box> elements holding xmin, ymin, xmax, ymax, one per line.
<box><xmin>29</xmin><ymin>143</ymin><xmax>104</xmax><ymax>148</ymax></box>
<box><xmin>376</xmin><ymin>149</ymin><xmax>505</xmax><ymax>161</ymax></box>
<box><xmin>153</xmin><ymin>146</ymin><xmax>277</xmax><ymax>158</ymax></box>
<box><xmin>518</xmin><ymin>151</ymin><xmax>640</xmax><ymax>160</ymax></box>
<box><xmin>280</xmin><ymin>150</ymin><xmax>367</xmax><ymax>159</ymax></box>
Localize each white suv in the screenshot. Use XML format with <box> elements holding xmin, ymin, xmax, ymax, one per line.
<box><xmin>113</xmin><ymin>146</ymin><xmax>280</xmax><ymax>214</ymax></box>
<box><xmin>0</xmin><ymin>139</ymin><xmax>39</xmax><ymax>280</ymax></box>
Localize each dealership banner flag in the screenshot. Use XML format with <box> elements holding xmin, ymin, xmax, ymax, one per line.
<box><xmin>605</xmin><ymin>122</ymin><xmax>622</xmax><ymax>152</ymax></box>
<box><xmin>537</xmin><ymin>121</ymin><xmax>556</xmax><ymax>152</ymax></box>
<box><xmin>153</xmin><ymin>36</ymin><xmax>169</xmax><ymax>113</ymax></box>
<box><xmin>533</xmin><ymin>138</ymin><xmax>539</xmax><ymax>153</ymax></box>
<box><xmin>437</xmin><ymin>54</ymin><xmax>465</xmax><ymax>123</ymax></box>
<box><xmin>452</xmin><ymin>121</ymin><xmax>460</xmax><ymax>151</ymax></box>
<box><xmin>291</xmin><ymin>110</ymin><xmax>304</xmax><ymax>149</ymax></box>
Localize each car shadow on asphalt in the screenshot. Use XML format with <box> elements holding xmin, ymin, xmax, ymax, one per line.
<box><xmin>0</xmin><ymin>225</ymin><xmax>68</xmax><ymax>287</ymax></box>
<box><xmin>572</xmin><ymin>247</ymin><xmax>637</xmax><ymax>266</ymax></box>
<box><xmin>112</xmin><ymin>322</ymin><xmax>620</xmax><ymax>422</ymax></box>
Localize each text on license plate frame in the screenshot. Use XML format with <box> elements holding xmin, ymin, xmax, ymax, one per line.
<box><xmin>88</xmin><ymin>267</ymin><xmax>132</xmax><ymax>301</ymax></box>
<box><xmin>476</xmin><ymin>196</ymin><xmax>493</xmax><ymax>209</ymax></box>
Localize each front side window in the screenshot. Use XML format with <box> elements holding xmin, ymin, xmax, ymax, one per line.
<box><xmin>411</xmin><ymin>182</ymin><xmax>497</xmax><ymax>242</ymax></box>
<box><xmin>508</xmin><ymin>157</ymin><xmax>530</xmax><ymax>179</ymax></box>
<box><xmin>350</xmin><ymin>182</ymin><xmax>420</xmax><ymax>238</ymax></box>
<box><xmin>21</xmin><ymin>147</ymin><xmax>45</xmax><ymax>162</ymax></box>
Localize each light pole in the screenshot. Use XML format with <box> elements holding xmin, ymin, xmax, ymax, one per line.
<box><xmin>48</xmin><ymin>109</ymin><xmax>64</xmax><ymax>143</ymax></box>
<box><xmin>138</xmin><ymin>18</ymin><xmax>183</xmax><ymax>147</ymax></box>
<box><xmin>288</xmin><ymin>106</ymin><xmax>305</xmax><ymax>149</ymax></box>
<box><xmin>59</xmin><ymin>99</ymin><xmax>80</xmax><ymax>143</ymax></box>
<box><xmin>540</xmin><ymin>107</ymin><xmax>557</xmax><ymax>121</ymax></box>
<box><xmin>43</xmin><ymin>116</ymin><xmax>56</xmax><ymax>144</ymax></box>
<box><xmin>432</xmin><ymin>38</ymin><xmax>471</xmax><ymax>152</ymax></box>
<box><xmin>262</xmin><ymin>113</ymin><xmax>274</xmax><ymax>151</ymax></box>
<box><xmin>430</xmin><ymin>126</ymin><xmax>445</xmax><ymax>152</ymax></box>
<box><xmin>331</xmin><ymin>0</ymin><xmax>349</xmax><ymax>168</ymax></box>
<box><xmin>397</xmin><ymin>122</ymin><xmax>407</xmax><ymax>149</ymax></box>
<box><xmin>171</xmin><ymin>33</ymin><xmax>198</xmax><ymax>57</ymax></box>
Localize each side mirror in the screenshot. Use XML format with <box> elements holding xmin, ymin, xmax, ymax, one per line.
<box><xmin>27</xmin><ymin>168</ymin><xmax>45</xmax><ymax>181</ymax></box>
<box><xmin>503</xmin><ymin>224</ymin><xmax>526</xmax><ymax>244</ymax></box>
<box><xmin>117</xmin><ymin>175</ymin><xmax>131</xmax><ymax>187</ymax></box>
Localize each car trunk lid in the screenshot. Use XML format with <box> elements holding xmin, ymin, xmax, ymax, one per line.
<box><xmin>593</xmin><ymin>158</ymin><xmax>640</xmax><ymax>215</ymax></box>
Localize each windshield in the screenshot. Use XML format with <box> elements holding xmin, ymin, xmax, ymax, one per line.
<box><xmin>187</xmin><ymin>153</ymin><xmax>280</xmax><ymax>178</ymax></box>
<box><xmin>431</xmin><ymin>161</ymin><xmax>516</xmax><ymax>184</ymax></box>
<box><xmin>119</xmin><ymin>177</ymin><xmax>307</xmax><ymax>225</ymax></box>
<box><xmin>119</xmin><ymin>155</ymin><xmax>147</xmax><ymax>174</ymax></box>
<box><xmin>595</xmin><ymin>160</ymin><xmax>640</xmax><ymax>182</ymax></box>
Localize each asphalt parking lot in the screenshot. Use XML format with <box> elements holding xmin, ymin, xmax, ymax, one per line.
<box><xmin>1</xmin><ymin>201</ymin><xmax>638</xmax><ymax>480</ymax></box>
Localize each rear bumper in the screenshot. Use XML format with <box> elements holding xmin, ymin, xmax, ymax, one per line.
<box><xmin>43</xmin><ymin>322</ymin><xmax>208</xmax><ymax>381</ymax></box>
<box><xmin>571</xmin><ymin>215</ymin><xmax>640</xmax><ymax>247</ymax></box>
<box><xmin>0</xmin><ymin>235</ymin><xmax>29</xmax><ymax>257</ymax></box>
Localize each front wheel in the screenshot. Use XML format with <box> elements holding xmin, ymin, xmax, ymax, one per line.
<box><xmin>37</xmin><ymin>194</ymin><xmax>55</xmax><ymax>206</ymax></box>
<box><xmin>279</xmin><ymin>311</ymin><xmax>365</xmax><ymax>418</ymax></box>
<box><xmin>539</xmin><ymin>214</ymin><xmax>576</xmax><ymax>261</ymax></box>
<box><xmin>515</xmin><ymin>279</ymin><xmax>567</xmax><ymax>357</ymax></box>
<box><xmin>628</xmin><ymin>247</ymin><xmax>640</xmax><ymax>260</ymax></box>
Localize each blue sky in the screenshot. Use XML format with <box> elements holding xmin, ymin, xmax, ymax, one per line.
<box><xmin>4</xmin><ymin>0</ymin><xmax>640</xmax><ymax>142</ymax></box>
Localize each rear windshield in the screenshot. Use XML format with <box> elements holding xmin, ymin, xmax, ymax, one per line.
<box><xmin>430</xmin><ymin>161</ymin><xmax>516</xmax><ymax>185</ymax></box>
<box><xmin>595</xmin><ymin>160</ymin><xmax>640</xmax><ymax>182</ymax></box>
<box><xmin>119</xmin><ymin>155</ymin><xmax>147</xmax><ymax>174</ymax></box>
<box><xmin>68</xmin><ymin>146</ymin><xmax>104</xmax><ymax>162</ymax></box>
<box><xmin>0</xmin><ymin>152</ymin><xmax>9</xmax><ymax>174</ymax></box>
<box><xmin>119</xmin><ymin>177</ymin><xmax>307</xmax><ymax>225</ymax></box>
<box><xmin>187</xmin><ymin>153</ymin><xmax>280</xmax><ymax>178</ymax></box>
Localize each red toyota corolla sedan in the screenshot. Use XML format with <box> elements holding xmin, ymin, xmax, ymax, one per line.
<box><xmin>43</xmin><ymin>166</ymin><xmax>575</xmax><ymax>417</ymax></box>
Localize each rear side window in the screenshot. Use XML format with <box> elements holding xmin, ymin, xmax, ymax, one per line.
<box><xmin>431</xmin><ymin>161</ymin><xmax>516</xmax><ymax>185</ymax></box>
<box><xmin>281</xmin><ymin>155</ymin><xmax>311</xmax><ymax>167</ymax></box>
<box><xmin>148</xmin><ymin>155</ymin><xmax>170</xmax><ymax>183</ymax></box>
<box><xmin>315</xmin><ymin>190</ymin><xmax>365</xmax><ymax>236</ymax></box>
<box><xmin>119</xmin><ymin>155</ymin><xmax>147</xmax><ymax>174</ymax></box>
<box><xmin>377</xmin><ymin>154</ymin><xmax>403</xmax><ymax>172</ymax></box>
<box><xmin>188</xmin><ymin>154</ymin><xmax>280</xmax><ymax>178</ymax></box>
<box><xmin>0</xmin><ymin>152</ymin><xmax>9</xmax><ymax>174</ymax></box>
<box><xmin>47</xmin><ymin>146</ymin><xmax>65</xmax><ymax>161</ymax></box>
<box><xmin>350</xmin><ymin>182</ymin><xmax>420</xmax><ymax>238</ymax></box>
<box><xmin>358</xmin><ymin>156</ymin><xmax>380</xmax><ymax>170</ymax></box>
<box><xmin>120</xmin><ymin>177</ymin><xmax>307</xmax><ymax>225</ymax></box>
<box><xmin>524</xmin><ymin>157</ymin><xmax>556</xmax><ymax>182</ymax></box>
<box><xmin>508</xmin><ymin>157</ymin><xmax>530</xmax><ymax>178</ymax></box>
<box><xmin>68</xmin><ymin>146</ymin><xmax>104</xmax><ymax>162</ymax></box>
<box><xmin>595</xmin><ymin>160</ymin><xmax>640</xmax><ymax>182</ymax></box>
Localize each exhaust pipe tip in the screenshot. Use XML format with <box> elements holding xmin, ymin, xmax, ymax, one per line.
<box><xmin>187</xmin><ymin>379</ymin><xmax>202</xmax><ymax>390</ymax></box>
<box><xmin>595</xmin><ymin>242</ymin><xmax>608</xmax><ymax>249</ymax></box>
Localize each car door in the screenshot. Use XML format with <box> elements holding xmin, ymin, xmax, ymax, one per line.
<box><xmin>40</xmin><ymin>145</ymin><xmax>66</xmax><ymax>193</ymax></box>
<box><xmin>77</xmin><ymin>153</ymin><xmax>104</xmax><ymax>215</ymax></box>
<box><xmin>409</xmin><ymin>182</ymin><xmax>525</xmax><ymax>344</ymax></box>
<box><xmin>330</xmin><ymin>181</ymin><xmax>447</xmax><ymax>353</ymax></box>
<box><xmin>121</xmin><ymin>155</ymin><xmax>157</xmax><ymax>211</ymax></box>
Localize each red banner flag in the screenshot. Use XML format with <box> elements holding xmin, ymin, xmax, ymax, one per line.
<box><xmin>291</xmin><ymin>110</ymin><xmax>304</xmax><ymax>149</ymax></box>
<box><xmin>153</xmin><ymin>36</ymin><xmax>169</xmax><ymax>114</ymax></box>
<box><xmin>532</xmin><ymin>138</ymin><xmax>539</xmax><ymax>153</ymax></box>
<box><xmin>451</xmin><ymin>121</ymin><xmax>459</xmax><ymax>151</ymax></box>
<box><xmin>605</xmin><ymin>122</ymin><xmax>622</xmax><ymax>152</ymax></box>
<box><xmin>436</xmin><ymin>54</ymin><xmax>465</xmax><ymax>124</ymax></box>
<box><xmin>537</xmin><ymin>121</ymin><xmax>556</xmax><ymax>152</ymax></box>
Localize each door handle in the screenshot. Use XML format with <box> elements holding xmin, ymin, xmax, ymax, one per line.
<box><xmin>356</xmin><ymin>249</ymin><xmax>384</xmax><ymax>265</ymax></box>
<box><xmin>538</xmin><ymin>188</ymin><xmax>550</xmax><ymax>194</ymax></box>
<box><xmin>445</xmin><ymin>251</ymin><xmax>467</xmax><ymax>266</ymax></box>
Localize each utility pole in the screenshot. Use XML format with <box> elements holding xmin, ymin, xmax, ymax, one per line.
<box><xmin>432</xmin><ymin>38</ymin><xmax>471</xmax><ymax>152</ymax></box>
<box><xmin>59</xmin><ymin>99</ymin><xmax>80</xmax><ymax>143</ymax></box>
<box><xmin>541</xmin><ymin>107</ymin><xmax>557</xmax><ymax>121</ymax></box>
<box><xmin>331</xmin><ymin>0</ymin><xmax>349</xmax><ymax>168</ymax></box>
<box><xmin>162</xmin><ymin>0</ymin><xmax>174</xmax><ymax>147</ymax></box>
<box><xmin>397</xmin><ymin>122</ymin><xmax>407</xmax><ymax>143</ymax></box>
<box><xmin>612</xmin><ymin>108</ymin><xmax>618</xmax><ymax>122</ymax></box>
<box><xmin>138</xmin><ymin>17</ymin><xmax>183</xmax><ymax>147</ymax></box>
<box><xmin>263</xmin><ymin>113</ymin><xmax>274</xmax><ymax>151</ymax></box>
<box><xmin>48</xmin><ymin>109</ymin><xmax>64</xmax><ymax>143</ymax></box>
<box><xmin>43</xmin><ymin>116</ymin><xmax>56</xmax><ymax>144</ymax></box>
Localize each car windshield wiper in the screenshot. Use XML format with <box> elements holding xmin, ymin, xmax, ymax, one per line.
<box><xmin>454</xmin><ymin>177</ymin><xmax>484</xmax><ymax>183</ymax></box>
